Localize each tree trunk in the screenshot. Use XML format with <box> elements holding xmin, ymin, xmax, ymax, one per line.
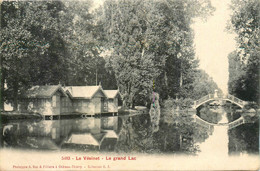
<box><xmin>0</xmin><ymin>53</ymin><xmax>4</xmax><ymax>110</ymax></box>
<box><xmin>179</xmin><ymin>134</ymin><xmax>182</xmax><ymax>150</ymax></box>
<box><xmin>128</xmin><ymin>83</ymin><xmax>134</xmax><ymax>109</ymax></box>
<box><xmin>131</xmin><ymin>98</ymin><xmax>135</xmax><ymax>109</ymax></box>
<box><xmin>180</xmin><ymin>71</ymin><xmax>183</xmax><ymax>87</ymax></box>
<box><xmin>0</xmin><ymin>73</ymin><xmax>4</xmax><ymax>110</ymax></box>
<box><xmin>180</xmin><ymin>61</ymin><xmax>183</xmax><ymax>87</ymax></box>
<box><xmin>122</xmin><ymin>94</ymin><xmax>127</xmax><ymax>109</ymax></box>
<box><xmin>164</xmin><ymin>134</ymin><xmax>167</xmax><ymax>151</ymax></box>
<box><xmin>164</xmin><ymin>71</ymin><xmax>168</xmax><ymax>87</ymax></box>
<box><xmin>13</xmin><ymin>80</ymin><xmax>18</xmax><ymax>111</ymax></box>
<box><xmin>0</xmin><ymin>125</ymin><xmax>3</xmax><ymax>148</ymax></box>
<box><xmin>141</xmin><ymin>47</ymin><xmax>145</xmax><ymax>57</ymax></box>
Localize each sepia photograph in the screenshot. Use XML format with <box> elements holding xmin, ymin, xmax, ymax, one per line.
<box><xmin>0</xmin><ymin>0</ymin><xmax>259</xmax><ymax>170</ymax></box>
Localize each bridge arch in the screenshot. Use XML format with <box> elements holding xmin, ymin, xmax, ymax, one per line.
<box><xmin>222</xmin><ymin>94</ymin><xmax>246</xmax><ymax>108</ymax></box>
<box><xmin>193</xmin><ymin>114</ymin><xmax>246</xmax><ymax>130</ymax></box>
<box><xmin>193</xmin><ymin>94</ymin><xmax>215</xmax><ymax>109</ymax></box>
<box><xmin>193</xmin><ymin>91</ymin><xmax>247</xmax><ymax>109</ymax></box>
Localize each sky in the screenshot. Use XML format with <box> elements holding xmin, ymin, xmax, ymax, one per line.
<box><xmin>192</xmin><ymin>0</ymin><xmax>236</xmax><ymax>94</ymax></box>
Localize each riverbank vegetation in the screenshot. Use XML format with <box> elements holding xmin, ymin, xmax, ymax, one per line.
<box><xmin>227</xmin><ymin>0</ymin><xmax>259</xmax><ymax>154</ymax></box>
<box><xmin>227</xmin><ymin>0</ymin><xmax>259</xmax><ymax>104</ymax></box>
<box><xmin>199</xmin><ymin>107</ymin><xmax>222</xmax><ymax>124</ymax></box>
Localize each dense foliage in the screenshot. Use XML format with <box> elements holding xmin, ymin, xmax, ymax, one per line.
<box><xmin>1</xmin><ymin>0</ymin><xmax>217</xmax><ymax>110</ymax></box>
<box><xmin>227</xmin><ymin>0</ymin><xmax>259</xmax><ymax>104</ymax></box>
<box><xmin>226</xmin><ymin>0</ymin><xmax>259</xmax><ymax>154</ymax></box>
<box><xmin>98</xmin><ymin>0</ymin><xmax>215</xmax><ymax>107</ymax></box>
<box><xmin>199</xmin><ymin>106</ymin><xmax>222</xmax><ymax>124</ymax></box>
<box><xmin>191</xmin><ymin>70</ymin><xmax>220</xmax><ymax>99</ymax></box>
<box><xmin>1</xmin><ymin>1</ymin><xmax>116</xmax><ymax>110</ymax></box>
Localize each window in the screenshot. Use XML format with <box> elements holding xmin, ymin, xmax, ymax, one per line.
<box><xmin>104</xmin><ymin>100</ymin><xmax>108</xmax><ymax>111</ymax></box>
<box><xmin>52</xmin><ymin>95</ymin><xmax>57</xmax><ymax>107</ymax></box>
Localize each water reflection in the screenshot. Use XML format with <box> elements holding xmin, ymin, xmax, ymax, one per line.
<box><xmin>197</xmin><ymin>104</ymin><xmax>259</xmax><ymax>156</ymax></box>
<box><xmin>2</xmin><ymin>105</ymin><xmax>257</xmax><ymax>156</ymax></box>
<box><xmin>2</xmin><ymin>115</ymin><xmax>119</xmax><ymax>151</ymax></box>
<box><xmin>197</xmin><ymin>108</ymin><xmax>229</xmax><ymax>157</ymax></box>
<box><xmin>2</xmin><ymin>110</ymin><xmax>215</xmax><ymax>155</ymax></box>
<box><xmin>226</xmin><ymin>105</ymin><xmax>259</xmax><ymax>155</ymax></box>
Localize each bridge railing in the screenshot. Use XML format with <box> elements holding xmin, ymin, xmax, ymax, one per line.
<box><xmin>194</xmin><ymin>115</ymin><xmax>247</xmax><ymax>130</ymax></box>
<box><xmin>224</xmin><ymin>94</ymin><xmax>245</xmax><ymax>107</ymax></box>
<box><xmin>194</xmin><ymin>115</ymin><xmax>215</xmax><ymax>129</ymax></box>
<box><xmin>228</xmin><ymin>117</ymin><xmax>244</xmax><ymax>130</ymax></box>
<box><xmin>194</xmin><ymin>94</ymin><xmax>214</xmax><ymax>107</ymax></box>
<box><xmin>194</xmin><ymin>93</ymin><xmax>247</xmax><ymax>109</ymax></box>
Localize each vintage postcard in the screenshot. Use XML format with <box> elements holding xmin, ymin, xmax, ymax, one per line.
<box><xmin>0</xmin><ymin>0</ymin><xmax>259</xmax><ymax>170</ymax></box>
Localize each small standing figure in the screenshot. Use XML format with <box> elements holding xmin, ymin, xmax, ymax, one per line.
<box><xmin>149</xmin><ymin>92</ymin><xmax>160</xmax><ymax>133</ymax></box>
<box><xmin>214</xmin><ymin>89</ymin><xmax>219</xmax><ymax>99</ymax></box>
<box><xmin>27</xmin><ymin>102</ymin><xmax>34</xmax><ymax>112</ymax></box>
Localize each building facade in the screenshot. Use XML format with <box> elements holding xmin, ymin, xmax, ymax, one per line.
<box><xmin>19</xmin><ymin>85</ymin><xmax>68</xmax><ymax>115</ymax></box>
<box><xmin>19</xmin><ymin>85</ymin><xmax>120</xmax><ymax>116</ymax></box>
<box><xmin>17</xmin><ymin>85</ymin><xmax>120</xmax><ymax>142</ymax></box>
<box><xmin>104</xmin><ymin>90</ymin><xmax>120</xmax><ymax>113</ymax></box>
<box><xmin>63</xmin><ymin>86</ymin><xmax>108</xmax><ymax>114</ymax></box>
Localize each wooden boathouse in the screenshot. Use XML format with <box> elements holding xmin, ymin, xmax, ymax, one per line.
<box><xmin>19</xmin><ymin>85</ymin><xmax>120</xmax><ymax>117</ymax></box>
<box><xmin>16</xmin><ymin>85</ymin><xmax>120</xmax><ymax>143</ymax></box>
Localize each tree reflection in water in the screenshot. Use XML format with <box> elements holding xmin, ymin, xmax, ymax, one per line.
<box><xmin>3</xmin><ymin>112</ymin><xmax>214</xmax><ymax>155</ymax></box>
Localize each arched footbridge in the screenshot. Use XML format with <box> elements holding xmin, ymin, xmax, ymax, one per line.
<box><xmin>194</xmin><ymin>115</ymin><xmax>257</xmax><ymax>130</ymax></box>
<box><xmin>193</xmin><ymin>93</ymin><xmax>247</xmax><ymax>109</ymax></box>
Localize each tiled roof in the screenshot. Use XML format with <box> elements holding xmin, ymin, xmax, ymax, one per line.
<box><xmin>26</xmin><ymin>137</ymin><xmax>59</xmax><ymax>150</ymax></box>
<box><xmin>64</xmin><ymin>86</ymin><xmax>107</xmax><ymax>99</ymax></box>
<box><xmin>22</xmin><ymin>85</ymin><xmax>67</xmax><ymax>98</ymax></box>
<box><xmin>22</xmin><ymin>85</ymin><xmax>118</xmax><ymax>99</ymax></box>
<box><xmin>104</xmin><ymin>90</ymin><xmax>119</xmax><ymax>99</ymax></box>
<box><xmin>103</xmin><ymin>130</ymin><xmax>118</xmax><ymax>139</ymax></box>
<box><xmin>66</xmin><ymin>133</ymin><xmax>100</xmax><ymax>146</ymax></box>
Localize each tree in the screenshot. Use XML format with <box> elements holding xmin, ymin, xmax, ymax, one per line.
<box><xmin>99</xmin><ymin>0</ymin><xmax>163</xmax><ymax>108</ymax></box>
<box><xmin>228</xmin><ymin>51</ymin><xmax>246</xmax><ymax>98</ymax></box>
<box><xmin>227</xmin><ymin>0</ymin><xmax>259</xmax><ymax>155</ymax></box>
<box><xmin>98</xmin><ymin>0</ymin><xmax>214</xmax><ymax>108</ymax></box>
<box><xmin>59</xmin><ymin>1</ymin><xmax>98</xmax><ymax>86</ymax></box>
<box><xmin>1</xmin><ymin>0</ymin><xmax>216</xmax><ymax>110</ymax></box>
<box><xmin>145</xmin><ymin>0</ymin><xmax>214</xmax><ymax>100</ymax></box>
<box><xmin>190</xmin><ymin>70</ymin><xmax>220</xmax><ymax>99</ymax></box>
<box><xmin>1</xmin><ymin>1</ymin><xmax>118</xmax><ymax>111</ymax></box>
<box><xmin>227</xmin><ymin>0</ymin><xmax>260</xmax><ymax>103</ymax></box>
<box><xmin>1</xmin><ymin>1</ymin><xmax>61</xmax><ymax>110</ymax></box>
